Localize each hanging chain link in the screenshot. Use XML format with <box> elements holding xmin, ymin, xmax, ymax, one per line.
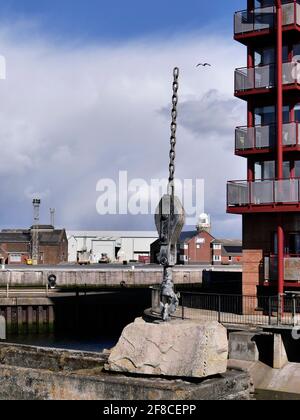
<box><xmin>168</xmin><ymin>67</ymin><xmax>179</xmax><ymax>186</ymax></box>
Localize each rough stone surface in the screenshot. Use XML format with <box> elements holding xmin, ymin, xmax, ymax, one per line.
<box><xmin>107</xmin><ymin>318</ymin><xmax>228</xmax><ymax>378</ymax></box>
<box><xmin>0</xmin><ymin>343</ymin><xmax>251</xmax><ymax>400</ymax></box>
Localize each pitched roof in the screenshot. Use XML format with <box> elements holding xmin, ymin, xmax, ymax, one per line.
<box><xmin>0</xmin><ymin>232</ymin><xmax>30</xmax><ymax>243</ymax></box>
<box><xmin>0</xmin><ymin>229</ymin><xmax>66</xmax><ymax>245</ymax></box>
<box><xmin>179</xmin><ymin>231</ymin><xmax>198</xmax><ymax>242</ymax></box>
<box><xmin>213</xmin><ymin>238</ymin><xmax>242</xmax><ymax>246</ymax></box>
<box><xmin>39</xmin><ymin>230</ymin><xmax>65</xmax><ymax>245</ymax></box>
<box><xmin>222</xmin><ymin>245</ymin><xmax>243</xmax><ymax>257</ymax></box>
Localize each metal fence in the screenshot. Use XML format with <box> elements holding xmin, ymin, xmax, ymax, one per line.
<box><xmin>151</xmin><ymin>288</ymin><xmax>300</xmax><ymax>327</ymax></box>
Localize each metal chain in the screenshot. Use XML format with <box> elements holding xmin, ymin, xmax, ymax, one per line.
<box><xmin>169</xmin><ymin>67</ymin><xmax>179</xmax><ymax>186</ymax></box>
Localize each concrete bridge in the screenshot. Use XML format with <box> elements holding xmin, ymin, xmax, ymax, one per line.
<box><xmin>0</xmin><ymin>265</ymin><xmax>242</xmax><ymax>289</ymax></box>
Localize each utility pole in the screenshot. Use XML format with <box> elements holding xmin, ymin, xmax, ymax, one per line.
<box><xmin>32</xmin><ymin>199</ymin><xmax>41</xmax><ymax>265</ymax></box>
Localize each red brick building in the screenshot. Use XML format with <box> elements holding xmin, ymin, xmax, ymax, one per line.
<box><xmin>0</xmin><ymin>225</ymin><xmax>68</xmax><ymax>265</ymax></box>
<box><xmin>150</xmin><ymin>230</ymin><xmax>242</xmax><ymax>265</ymax></box>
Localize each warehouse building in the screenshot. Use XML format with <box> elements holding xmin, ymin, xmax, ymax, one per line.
<box><xmin>67</xmin><ymin>231</ymin><xmax>158</xmax><ymax>264</ymax></box>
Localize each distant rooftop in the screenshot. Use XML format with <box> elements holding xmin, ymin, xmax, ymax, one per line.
<box><xmin>67</xmin><ymin>231</ymin><xmax>158</xmax><ymax>239</ymax></box>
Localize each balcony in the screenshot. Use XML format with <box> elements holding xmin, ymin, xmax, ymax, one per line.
<box><xmin>234</xmin><ymin>1</ymin><xmax>300</xmax><ymax>40</ymax></box>
<box><xmin>235</xmin><ymin>62</ymin><xmax>300</xmax><ymax>96</ymax></box>
<box><xmin>235</xmin><ymin>122</ymin><xmax>300</xmax><ymax>155</ymax></box>
<box><xmin>227</xmin><ymin>178</ymin><xmax>300</xmax><ymax>213</ymax></box>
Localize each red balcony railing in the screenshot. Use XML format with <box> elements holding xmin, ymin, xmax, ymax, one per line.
<box><xmin>234</xmin><ymin>0</ymin><xmax>300</xmax><ymax>36</ymax></box>
<box><xmin>227</xmin><ymin>178</ymin><xmax>300</xmax><ymax>207</ymax></box>
<box><xmin>235</xmin><ymin>122</ymin><xmax>300</xmax><ymax>152</ymax></box>
<box><xmin>235</xmin><ymin>62</ymin><xmax>300</xmax><ymax>94</ymax></box>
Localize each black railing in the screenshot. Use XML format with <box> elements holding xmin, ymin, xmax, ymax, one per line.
<box><xmin>151</xmin><ymin>288</ymin><xmax>300</xmax><ymax>326</ymax></box>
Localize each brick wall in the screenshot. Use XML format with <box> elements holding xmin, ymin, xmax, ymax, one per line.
<box><xmin>182</xmin><ymin>231</ymin><xmax>214</xmax><ymax>264</ymax></box>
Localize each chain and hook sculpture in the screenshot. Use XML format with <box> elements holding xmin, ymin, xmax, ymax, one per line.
<box><xmin>155</xmin><ymin>68</ymin><xmax>185</xmax><ymax>322</ymax></box>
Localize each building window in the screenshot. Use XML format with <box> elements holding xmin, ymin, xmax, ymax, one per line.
<box><xmin>229</xmin><ymin>256</ymin><xmax>233</xmax><ymax>262</ymax></box>
<box><xmin>213</xmin><ymin>244</ymin><xmax>221</xmax><ymax>250</ymax></box>
<box><xmin>288</xmin><ymin>233</ymin><xmax>300</xmax><ymax>256</ymax></box>
<box><xmin>213</xmin><ymin>255</ymin><xmax>221</xmax><ymax>262</ymax></box>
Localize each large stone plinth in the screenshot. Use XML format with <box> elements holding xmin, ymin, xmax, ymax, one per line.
<box><xmin>107</xmin><ymin>318</ymin><xmax>228</xmax><ymax>378</ymax></box>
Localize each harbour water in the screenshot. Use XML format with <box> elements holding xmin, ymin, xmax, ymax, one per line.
<box><xmin>5</xmin><ymin>333</ymin><xmax>118</xmax><ymax>353</ymax></box>
<box><xmin>255</xmin><ymin>390</ymin><xmax>300</xmax><ymax>400</ymax></box>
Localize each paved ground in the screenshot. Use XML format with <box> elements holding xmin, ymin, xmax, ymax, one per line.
<box><xmin>1</xmin><ymin>263</ymin><xmax>242</xmax><ymax>272</ymax></box>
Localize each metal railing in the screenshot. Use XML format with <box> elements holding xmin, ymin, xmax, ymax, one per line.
<box><xmin>235</xmin><ymin>122</ymin><xmax>300</xmax><ymax>151</ymax></box>
<box><xmin>234</xmin><ymin>1</ymin><xmax>300</xmax><ymax>35</ymax></box>
<box><xmin>235</xmin><ymin>62</ymin><xmax>300</xmax><ymax>93</ymax></box>
<box><xmin>151</xmin><ymin>288</ymin><xmax>300</xmax><ymax>327</ymax></box>
<box><xmin>227</xmin><ymin>178</ymin><xmax>300</xmax><ymax>207</ymax></box>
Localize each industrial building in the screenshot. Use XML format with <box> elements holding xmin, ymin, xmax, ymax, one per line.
<box><xmin>67</xmin><ymin>231</ymin><xmax>158</xmax><ymax>264</ymax></box>
<box><xmin>228</xmin><ymin>0</ymin><xmax>300</xmax><ymax>297</ymax></box>
<box><xmin>0</xmin><ymin>225</ymin><xmax>68</xmax><ymax>265</ymax></box>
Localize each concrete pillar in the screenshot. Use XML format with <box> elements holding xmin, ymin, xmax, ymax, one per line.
<box><xmin>273</xmin><ymin>333</ymin><xmax>288</xmax><ymax>369</ymax></box>
<box><xmin>0</xmin><ymin>315</ymin><xmax>5</xmax><ymax>340</ymax></box>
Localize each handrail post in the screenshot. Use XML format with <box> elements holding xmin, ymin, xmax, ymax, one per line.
<box><xmin>293</xmin><ymin>295</ymin><xmax>296</xmax><ymax>327</ymax></box>
<box><xmin>277</xmin><ymin>293</ymin><xmax>282</xmax><ymax>326</ymax></box>
<box><xmin>268</xmin><ymin>296</ymin><xmax>272</xmax><ymax>325</ymax></box>
<box><xmin>218</xmin><ymin>295</ymin><xmax>221</xmax><ymax>323</ymax></box>
<box><xmin>182</xmin><ymin>294</ymin><xmax>185</xmax><ymax>320</ymax></box>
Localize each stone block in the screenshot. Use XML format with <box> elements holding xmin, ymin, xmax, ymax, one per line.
<box><xmin>107</xmin><ymin>318</ymin><xmax>228</xmax><ymax>378</ymax></box>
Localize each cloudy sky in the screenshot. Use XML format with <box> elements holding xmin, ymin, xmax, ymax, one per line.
<box><xmin>0</xmin><ymin>0</ymin><xmax>247</xmax><ymax>238</ymax></box>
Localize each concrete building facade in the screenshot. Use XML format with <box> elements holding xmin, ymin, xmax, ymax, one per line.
<box><xmin>67</xmin><ymin>231</ymin><xmax>158</xmax><ymax>263</ymax></box>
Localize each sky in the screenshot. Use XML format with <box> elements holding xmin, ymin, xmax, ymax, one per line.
<box><xmin>0</xmin><ymin>0</ymin><xmax>247</xmax><ymax>238</ymax></box>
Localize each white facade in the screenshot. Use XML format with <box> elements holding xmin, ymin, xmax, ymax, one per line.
<box><xmin>67</xmin><ymin>231</ymin><xmax>158</xmax><ymax>263</ymax></box>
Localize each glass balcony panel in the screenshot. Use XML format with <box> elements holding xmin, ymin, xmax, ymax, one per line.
<box><xmin>228</xmin><ymin>182</ymin><xmax>249</xmax><ymax>206</ymax></box>
<box><xmin>251</xmin><ymin>181</ymin><xmax>274</xmax><ymax>204</ymax></box>
<box><xmin>283</xmin><ymin>122</ymin><xmax>297</xmax><ymax>146</ymax></box>
<box><xmin>267</xmin><ymin>256</ymin><xmax>300</xmax><ymax>282</ymax></box>
<box><xmin>297</xmin><ymin>2</ymin><xmax>300</xmax><ymax>24</ymax></box>
<box><xmin>236</xmin><ymin>127</ymin><xmax>254</xmax><ymax>150</ymax></box>
<box><xmin>275</xmin><ymin>179</ymin><xmax>299</xmax><ymax>202</ymax></box>
<box><xmin>255</xmin><ymin>124</ymin><xmax>275</xmax><ymax>148</ymax></box>
<box><xmin>254</xmin><ymin>7</ymin><xmax>275</xmax><ymax>30</ymax></box>
<box><xmin>284</xmin><ymin>257</ymin><xmax>300</xmax><ymax>281</ymax></box>
<box><xmin>283</xmin><ymin>62</ymin><xmax>300</xmax><ymax>84</ymax></box>
<box><xmin>235</xmin><ymin>68</ymin><xmax>254</xmax><ymax>91</ymax></box>
<box><xmin>234</xmin><ymin>11</ymin><xmax>254</xmax><ymax>34</ymax></box>
<box><xmin>282</xmin><ymin>2</ymin><xmax>295</xmax><ymax>25</ymax></box>
<box><xmin>234</xmin><ymin>2</ymin><xmax>299</xmax><ymax>35</ymax></box>
<box><xmin>255</xmin><ymin>64</ymin><xmax>275</xmax><ymax>88</ymax></box>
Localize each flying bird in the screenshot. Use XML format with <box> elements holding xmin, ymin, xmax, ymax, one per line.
<box><xmin>197</xmin><ymin>63</ymin><xmax>212</xmax><ymax>67</ymax></box>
